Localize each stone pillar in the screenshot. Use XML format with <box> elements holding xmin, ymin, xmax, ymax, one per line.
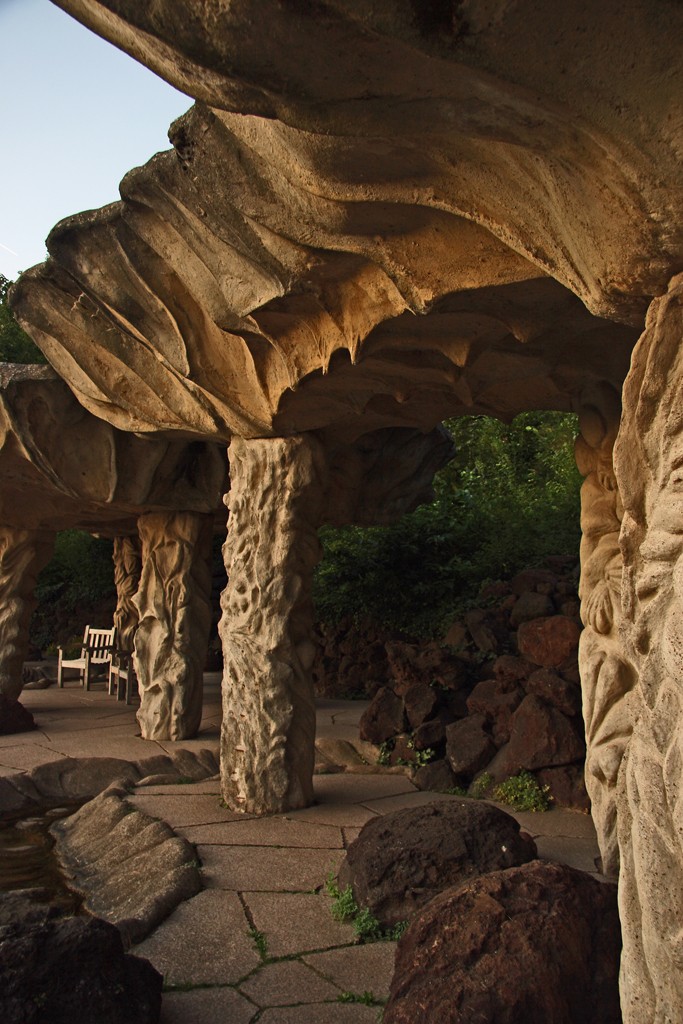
<box><xmin>575</xmin><ymin>384</ymin><xmax>636</xmax><ymax>877</ymax></box>
<box><xmin>220</xmin><ymin>435</ymin><xmax>327</xmax><ymax>815</ymax></box>
<box><xmin>134</xmin><ymin>511</ymin><xmax>213</xmax><ymax>740</ymax></box>
<box><xmin>613</xmin><ymin>273</ymin><xmax>683</xmax><ymax>1023</ymax></box>
<box><xmin>112</xmin><ymin>534</ymin><xmax>142</xmax><ymax>652</ymax></box>
<box><xmin>0</xmin><ymin>526</ymin><xmax>55</xmax><ymax>700</ymax></box>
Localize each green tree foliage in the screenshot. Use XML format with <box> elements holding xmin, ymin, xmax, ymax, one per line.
<box><xmin>0</xmin><ymin>275</ymin><xmax>47</xmax><ymax>363</ymax></box>
<box><xmin>31</xmin><ymin>531</ymin><xmax>115</xmax><ymax>652</ymax></box>
<box><xmin>313</xmin><ymin>412</ymin><xmax>581</xmax><ymax>638</ymax></box>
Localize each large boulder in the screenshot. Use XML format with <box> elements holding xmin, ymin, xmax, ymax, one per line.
<box><xmin>0</xmin><ymin>893</ymin><xmax>162</xmax><ymax>1024</ymax></box>
<box><xmin>384</xmin><ymin>861</ymin><xmax>621</xmax><ymax>1024</ymax></box>
<box><xmin>337</xmin><ymin>799</ymin><xmax>537</xmax><ymax>928</ymax></box>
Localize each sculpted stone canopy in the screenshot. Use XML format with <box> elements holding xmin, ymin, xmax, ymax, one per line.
<box><xmin>6</xmin><ymin>3</ymin><xmax>683</xmax><ymax>1020</ymax></box>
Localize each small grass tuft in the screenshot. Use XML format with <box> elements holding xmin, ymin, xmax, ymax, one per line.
<box><xmin>338</xmin><ymin>990</ymin><xmax>381</xmax><ymax>1005</ymax></box>
<box><xmin>325</xmin><ymin>871</ymin><xmax>408</xmax><ymax>943</ymax></box>
<box><xmin>248</xmin><ymin>927</ymin><xmax>268</xmax><ymax>960</ymax></box>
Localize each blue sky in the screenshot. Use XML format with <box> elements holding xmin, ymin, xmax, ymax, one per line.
<box><xmin>0</xmin><ymin>0</ymin><xmax>191</xmax><ymax>279</ymax></box>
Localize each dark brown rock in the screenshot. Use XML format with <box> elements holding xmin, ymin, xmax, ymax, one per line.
<box><xmin>492</xmin><ymin>654</ymin><xmax>532</xmax><ymax>685</ymax></box>
<box><xmin>384</xmin><ymin>861</ymin><xmax>621</xmax><ymax>1024</ymax></box>
<box><xmin>337</xmin><ymin>800</ymin><xmax>537</xmax><ymax>927</ymax></box>
<box><xmin>516</xmin><ymin>615</ymin><xmax>582</xmax><ymax>668</ymax></box>
<box><xmin>0</xmin><ymin>893</ymin><xmax>162</xmax><ymax>1024</ymax></box>
<box><xmin>465</xmin><ymin>609</ymin><xmax>507</xmax><ymax>654</ymax></box>
<box><xmin>412</xmin><ymin>759</ymin><xmax>457</xmax><ymax>793</ymax></box>
<box><xmin>537</xmin><ymin>764</ymin><xmax>590</xmax><ymax>812</ymax></box>
<box><xmin>446</xmin><ymin>714</ymin><xmax>496</xmax><ymax>777</ymax></box>
<box><xmin>558</xmin><ymin>598</ymin><xmax>581</xmax><ymax>619</ymax></box>
<box><xmin>466</xmin><ymin>679</ymin><xmax>524</xmax><ymax>746</ymax></box>
<box><xmin>403</xmin><ymin>680</ymin><xmax>439</xmax><ymax>729</ymax></box>
<box><xmin>412</xmin><ymin>716</ymin><xmax>447</xmax><ymax>751</ymax></box>
<box><xmin>358</xmin><ymin>686</ymin><xmax>405</xmax><ymax>745</ymax></box>
<box><xmin>509</xmin><ymin>591</ymin><xmax>555</xmax><ymax>627</ymax></box>
<box><xmin>503</xmin><ymin>695</ymin><xmax>586</xmax><ymax>773</ymax></box>
<box><xmin>510</xmin><ymin>568</ymin><xmax>558</xmax><ymax>595</ymax></box>
<box><xmin>525</xmin><ymin>668</ymin><xmax>581</xmax><ymax>717</ymax></box>
<box><xmin>0</xmin><ymin>695</ymin><xmax>36</xmax><ymax>735</ymax></box>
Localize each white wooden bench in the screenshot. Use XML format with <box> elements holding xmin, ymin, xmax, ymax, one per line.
<box><xmin>108</xmin><ymin>649</ymin><xmax>139</xmax><ymax>705</ymax></box>
<box><xmin>57</xmin><ymin>625</ymin><xmax>115</xmax><ymax>690</ymax></box>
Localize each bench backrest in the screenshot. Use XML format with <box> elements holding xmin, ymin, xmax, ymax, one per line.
<box><xmin>82</xmin><ymin>625</ymin><xmax>116</xmax><ymax>663</ymax></box>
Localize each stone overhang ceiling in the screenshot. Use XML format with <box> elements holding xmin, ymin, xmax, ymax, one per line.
<box><xmin>0</xmin><ymin>364</ymin><xmax>227</xmax><ymax>534</ymax></box>
<box><xmin>10</xmin><ymin>1</ymin><xmax>679</xmax><ymax>442</ymax></box>
<box><xmin>48</xmin><ymin>0</ymin><xmax>683</xmax><ymax>314</ymax></box>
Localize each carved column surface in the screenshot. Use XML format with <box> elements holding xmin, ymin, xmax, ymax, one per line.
<box><xmin>112</xmin><ymin>534</ymin><xmax>142</xmax><ymax>652</ymax></box>
<box><xmin>613</xmin><ymin>273</ymin><xmax>683</xmax><ymax>1024</ymax></box>
<box><xmin>0</xmin><ymin>526</ymin><xmax>55</xmax><ymax>700</ymax></box>
<box><xmin>575</xmin><ymin>384</ymin><xmax>636</xmax><ymax>877</ymax></box>
<box><xmin>134</xmin><ymin>511</ymin><xmax>213</xmax><ymax>741</ymax></box>
<box><xmin>219</xmin><ymin>434</ymin><xmax>327</xmax><ymax>815</ymax></box>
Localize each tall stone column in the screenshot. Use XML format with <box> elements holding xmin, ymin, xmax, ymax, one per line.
<box><xmin>112</xmin><ymin>534</ymin><xmax>142</xmax><ymax>652</ymax></box>
<box><xmin>0</xmin><ymin>526</ymin><xmax>55</xmax><ymax>700</ymax></box>
<box><xmin>220</xmin><ymin>435</ymin><xmax>327</xmax><ymax>815</ymax></box>
<box><xmin>134</xmin><ymin>511</ymin><xmax>213</xmax><ymax>740</ymax></box>
<box><xmin>575</xmin><ymin>384</ymin><xmax>637</xmax><ymax>877</ymax></box>
<box><xmin>613</xmin><ymin>273</ymin><xmax>683</xmax><ymax>1023</ymax></box>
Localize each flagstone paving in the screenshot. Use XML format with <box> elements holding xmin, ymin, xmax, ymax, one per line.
<box><xmin>2</xmin><ymin>677</ymin><xmax>603</xmax><ymax>1021</ymax></box>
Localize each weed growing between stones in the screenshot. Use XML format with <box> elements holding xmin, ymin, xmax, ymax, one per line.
<box><xmin>493</xmin><ymin>770</ymin><xmax>552</xmax><ymax>812</ymax></box>
<box><xmin>377</xmin><ymin>740</ymin><xmax>393</xmax><ymax>766</ymax></box>
<box><xmin>469</xmin><ymin>772</ymin><xmax>494</xmax><ymax>799</ymax></box>
<box><xmin>338</xmin><ymin>990</ymin><xmax>384</xmax><ymax>1006</ymax></box>
<box><xmin>248</xmin><ymin>927</ymin><xmax>268</xmax><ymax>960</ymax></box>
<box><xmin>325</xmin><ymin>872</ymin><xmax>407</xmax><ymax>942</ymax></box>
<box><xmin>377</xmin><ymin>737</ymin><xmax>435</xmax><ymax>768</ymax></box>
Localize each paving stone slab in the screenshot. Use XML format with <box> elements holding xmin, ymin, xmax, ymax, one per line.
<box><xmin>183</xmin><ymin>816</ymin><xmax>344</xmax><ymax>848</ymax></box>
<box><xmin>134</xmin><ymin>780</ymin><xmax>222</xmax><ymax>796</ymax></box>
<box><xmin>198</xmin><ymin>845</ymin><xmax>344</xmax><ymax>892</ymax></box>
<box><xmin>160</xmin><ymin>986</ymin><xmax>257</xmax><ymax>1024</ymax></box>
<box><xmin>238</xmin><ymin>959</ymin><xmax>341</xmax><ymax>1006</ymax></box>
<box><xmin>133</xmin><ymin>890</ymin><xmax>259</xmax><ymax>985</ymax></box>
<box><xmin>245</xmin><ymin>893</ymin><xmax>356</xmax><ymax>957</ymax></box>
<box><xmin>157</xmin><ymin>735</ymin><xmax>221</xmax><ymax>756</ymax></box>
<box><xmin>503</xmin><ymin>804</ymin><xmax>598</xmax><ymax>839</ymax></box>
<box><xmin>35</xmin><ymin>734</ymin><xmax>160</xmax><ymax>760</ymax></box>
<box><xmin>303</xmin><ymin>942</ymin><xmax>397</xmax><ymax>1000</ymax></box>
<box><xmin>130</xmin><ymin>793</ymin><xmax>244</xmax><ymax>828</ymax></box>
<box><xmin>361</xmin><ymin>790</ymin><xmax>461</xmax><ymax>814</ymax></box>
<box><xmin>284</xmin><ymin>803</ymin><xmax>378</xmax><ymax>828</ymax></box>
<box><xmin>535</xmin><ymin>835</ymin><xmax>602</xmax><ymax>874</ymax></box>
<box><xmin>313</xmin><ymin>774</ymin><xmax>417</xmax><ymax>805</ymax></box>
<box><xmin>257</xmin><ymin>1003</ymin><xmax>378</xmax><ymax>1023</ymax></box>
<box><xmin>0</xmin><ymin>743</ymin><xmax>65</xmax><ymax>771</ymax></box>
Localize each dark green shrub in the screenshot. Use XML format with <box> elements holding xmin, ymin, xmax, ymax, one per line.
<box><xmin>31</xmin><ymin>531</ymin><xmax>115</xmax><ymax>652</ymax></box>
<box><xmin>313</xmin><ymin>411</ymin><xmax>581</xmax><ymax>638</ymax></box>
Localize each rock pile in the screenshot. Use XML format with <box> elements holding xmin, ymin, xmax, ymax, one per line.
<box><xmin>330</xmin><ymin>562</ymin><xmax>588</xmax><ymax>809</ymax></box>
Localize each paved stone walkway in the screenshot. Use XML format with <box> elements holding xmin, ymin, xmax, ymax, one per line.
<box><xmin>1</xmin><ymin>675</ymin><xmax>602</xmax><ymax>1022</ymax></box>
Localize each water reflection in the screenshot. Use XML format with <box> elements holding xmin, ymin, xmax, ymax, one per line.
<box><xmin>0</xmin><ymin>806</ymin><xmax>82</xmax><ymax>914</ymax></box>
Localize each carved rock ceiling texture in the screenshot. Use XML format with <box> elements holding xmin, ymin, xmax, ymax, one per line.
<box><xmin>0</xmin><ymin>365</ymin><xmax>227</xmax><ymax>534</ymax></box>
<box><xmin>13</xmin><ymin>0</ymin><xmax>681</xmax><ymax>441</ymax></box>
